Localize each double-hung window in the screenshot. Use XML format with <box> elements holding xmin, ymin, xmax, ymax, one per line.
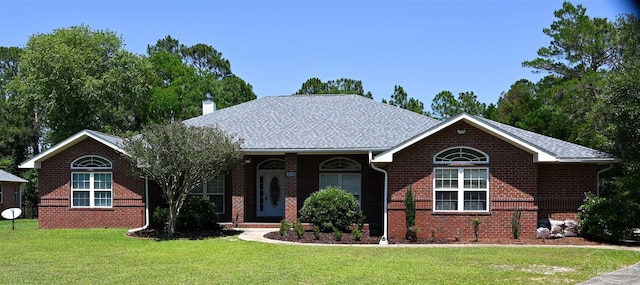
<box><xmin>0</xmin><ymin>183</ymin><xmax>3</xmax><ymax>204</ymax></box>
<box><xmin>433</xmin><ymin>147</ymin><xmax>489</xmax><ymax>212</ymax></box>
<box><xmin>319</xmin><ymin>158</ymin><xmax>361</xmax><ymax>205</ymax></box>
<box><xmin>71</xmin><ymin>156</ymin><xmax>113</xmax><ymax>208</ymax></box>
<box><xmin>191</xmin><ymin>177</ymin><xmax>225</xmax><ymax>213</ymax></box>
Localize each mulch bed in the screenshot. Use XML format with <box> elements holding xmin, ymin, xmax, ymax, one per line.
<box><xmin>127</xmin><ymin>228</ymin><xmax>637</xmax><ymax>247</ymax></box>
<box><xmin>127</xmin><ymin>228</ymin><xmax>243</xmax><ymax>240</ymax></box>
<box><xmin>264</xmin><ymin>230</ymin><xmax>620</xmax><ymax>246</ymax></box>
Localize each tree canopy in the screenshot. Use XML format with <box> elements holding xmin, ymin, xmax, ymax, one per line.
<box><xmin>296</xmin><ymin>77</ymin><xmax>373</xmax><ymax>98</ymax></box>
<box><xmin>382</xmin><ymin>85</ymin><xmax>425</xmax><ymax>114</ymax></box>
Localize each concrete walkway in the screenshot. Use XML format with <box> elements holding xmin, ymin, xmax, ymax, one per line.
<box><xmin>237</xmin><ymin>228</ymin><xmax>640</xmax><ymax>284</ymax></box>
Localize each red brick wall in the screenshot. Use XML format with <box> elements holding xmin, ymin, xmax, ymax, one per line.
<box><xmin>538</xmin><ymin>163</ymin><xmax>597</xmax><ymax>221</ymax></box>
<box><xmin>38</xmin><ymin>138</ymin><xmax>145</xmax><ymax>229</ymax></box>
<box><xmin>231</xmin><ymin>154</ymin><xmax>384</xmax><ymax>231</ymax></box>
<box><xmin>386</xmin><ymin>122</ymin><xmax>540</xmax><ymax>240</ymax></box>
<box><xmin>0</xmin><ymin>181</ymin><xmax>22</xmax><ymax>211</ymax></box>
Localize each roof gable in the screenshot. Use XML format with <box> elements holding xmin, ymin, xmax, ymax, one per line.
<box><xmin>372</xmin><ymin>113</ymin><xmax>619</xmax><ymax>164</ymax></box>
<box><xmin>19</xmin><ymin>130</ymin><xmax>124</xmax><ymax>169</ymax></box>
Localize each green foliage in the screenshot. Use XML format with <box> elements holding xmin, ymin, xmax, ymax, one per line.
<box><xmin>430</xmin><ymin>90</ymin><xmax>486</xmax><ymax>119</ymax></box>
<box><xmin>20</xmin><ymin>170</ymin><xmax>38</xmax><ymax>218</ymax></box>
<box><xmin>352</xmin><ymin>227</ymin><xmax>362</xmax><ymax>241</ymax></box>
<box><xmin>383</xmin><ymin>85</ymin><xmax>425</xmax><ymax>114</ymax></box>
<box><xmin>511</xmin><ymin>209</ymin><xmax>522</xmax><ymax>240</ymax></box>
<box><xmin>313</xmin><ymin>225</ymin><xmax>321</xmax><ymax>240</ymax></box>
<box><xmin>471</xmin><ymin>218</ymin><xmax>483</xmax><ymax>242</ymax></box>
<box><xmin>299</xmin><ymin>186</ymin><xmax>365</xmax><ymax>232</ymax></box>
<box><xmin>333</xmin><ymin>227</ymin><xmax>343</xmax><ymax>241</ymax></box>
<box><xmin>122</xmin><ymin>122</ymin><xmax>243</xmax><ymax>237</ymax></box>
<box><xmin>578</xmin><ymin>194</ymin><xmax>640</xmax><ymax>241</ymax></box>
<box><xmin>404</xmin><ymin>186</ymin><xmax>416</xmax><ymax>240</ymax></box>
<box><xmin>296</xmin><ymin>77</ymin><xmax>373</xmax><ymax>98</ymax></box>
<box><xmin>293</xmin><ymin>219</ymin><xmax>304</xmax><ymax>239</ymax></box>
<box><xmin>176</xmin><ymin>196</ymin><xmax>219</xmax><ymax>231</ymax></box>
<box><xmin>279</xmin><ymin>219</ymin><xmax>290</xmax><ymax>237</ymax></box>
<box><xmin>152</xmin><ymin>206</ymin><xmax>169</xmax><ymax>230</ymax></box>
<box><xmin>13</xmin><ymin>25</ymin><xmax>154</xmax><ymax>144</ymax></box>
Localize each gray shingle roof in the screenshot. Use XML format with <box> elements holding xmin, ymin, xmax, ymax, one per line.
<box><xmin>85</xmin><ymin>130</ymin><xmax>124</xmax><ymax>148</ymax></box>
<box><xmin>184</xmin><ymin>95</ymin><xmax>440</xmax><ymax>152</ymax></box>
<box><xmin>0</xmin><ymin>170</ymin><xmax>28</xmax><ymax>183</ymax></box>
<box><xmin>478</xmin><ymin>117</ymin><xmax>616</xmax><ymax>160</ymax></box>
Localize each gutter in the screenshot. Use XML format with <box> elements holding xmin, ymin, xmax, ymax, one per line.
<box><xmin>596</xmin><ymin>164</ymin><xmax>614</xmax><ymax>197</ymax></box>
<box><xmin>369</xmin><ymin>151</ymin><xmax>389</xmax><ymax>245</ymax></box>
<box><xmin>127</xmin><ymin>177</ymin><xmax>150</xmax><ymax>234</ymax></box>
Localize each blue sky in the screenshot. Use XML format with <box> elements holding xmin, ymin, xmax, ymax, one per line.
<box><xmin>0</xmin><ymin>0</ymin><xmax>635</xmax><ymax>110</ymax></box>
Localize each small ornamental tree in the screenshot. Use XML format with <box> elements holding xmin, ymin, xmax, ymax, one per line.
<box><xmin>405</xmin><ymin>185</ymin><xmax>417</xmax><ymax>240</ymax></box>
<box><xmin>299</xmin><ymin>186</ymin><xmax>364</xmax><ymax>232</ymax></box>
<box><xmin>122</xmin><ymin>122</ymin><xmax>243</xmax><ymax>238</ymax></box>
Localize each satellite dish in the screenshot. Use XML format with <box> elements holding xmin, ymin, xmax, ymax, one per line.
<box><xmin>1</xmin><ymin>208</ymin><xmax>21</xmax><ymax>230</ymax></box>
<box><xmin>1</xmin><ymin>208</ymin><xmax>21</xmax><ymax>220</ymax></box>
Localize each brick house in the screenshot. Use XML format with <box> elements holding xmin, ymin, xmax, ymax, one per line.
<box><xmin>19</xmin><ymin>95</ymin><xmax>618</xmax><ymax>242</ymax></box>
<box><xmin>0</xmin><ymin>169</ymin><xmax>28</xmax><ymax>214</ymax></box>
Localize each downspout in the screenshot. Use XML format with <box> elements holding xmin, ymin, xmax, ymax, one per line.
<box><xmin>127</xmin><ymin>177</ymin><xmax>150</xmax><ymax>234</ymax></box>
<box><xmin>369</xmin><ymin>151</ymin><xmax>389</xmax><ymax>245</ymax></box>
<box><xmin>596</xmin><ymin>164</ymin><xmax>614</xmax><ymax>197</ymax></box>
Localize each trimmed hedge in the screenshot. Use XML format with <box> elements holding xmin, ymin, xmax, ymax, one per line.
<box><xmin>299</xmin><ymin>186</ymin><xmax>364</xmax><ymax>232</ymax></box>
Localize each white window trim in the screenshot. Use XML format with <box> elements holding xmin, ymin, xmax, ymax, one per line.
<box><xmin>434</xmin><ymin>147</ymin><xmax>489</xmax><ymax>164</ymax></box>
<box><xmin>319</xmin><ymin>157</ymin><xmax>361</xmax><ymax>171</ymax></box>
<box><xmin>319</xmin><ymin>173</ymin><xmax>362</xmax><ymax>206</ymax></box>
<box><xmin>190</xmin><ymin>177</ymin><xmax>225</xmax><ymax>214</ymax></box>
<box><xmin>70</xmin><ymin>155</ymin><xmax>113</xmax><ymax>170</ymax></box>
<box><xmin>0</xmin><ymin>183</ymin><xmax>3</xmax><ymax>204</ymax></box>
<box><xmin>433</xmin><ymin>167</ymin><xmax>489</xmax><ymax>213</ymax></box>
<box><xmin>71</xmin><ymin>172</ymin><xmax>113</xmax><ymax>208</ymax></box>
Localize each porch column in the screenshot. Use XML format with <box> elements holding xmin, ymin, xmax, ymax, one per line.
<box><xmin>285</xmin><ymin>153</ymin><xmax>298</xmax><ymax>221</ymax></box>
<box><xmin>231</xmin><ymin>163</ymin><xmax>246</xmax><ymax>225</ymax></box>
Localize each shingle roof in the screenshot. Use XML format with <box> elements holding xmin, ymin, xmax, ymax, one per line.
<box><xmin>373</xmin><ymin>112</ymin><xmax>617</xmax><ymax>163</ymax></box>
<box><xmin>0</xmin><ymin>170</ymin><xmax>28</xmax><ymax>183</ymax></box>
<box><xmin>477</xmin><ymin>117</ymin><xmax>616</xmax><ymax>160</ymax></box>
<box><xmin>184</xmin><ymin>95</ymin><xmax>440</xmax><ymax>152</ymax></box>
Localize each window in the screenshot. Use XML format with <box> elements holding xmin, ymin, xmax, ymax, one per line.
<box><xmin>0</xmin><ymin>183</ymin><xmax>3</xmax><ymax>204</ymax></box>
<box><xmin>191</xmin><ymin>177</ymin><xmax>225</xmax><ymax>213</ymax></box>
<box><xmin>433</xmin><ymin>147</ymin><xmax>489</xmax><ymax>212</ymax></box>
<box><xmin>71</xmin><ymin>155</ymin><xmax>112</xmax><ymax>208</ymax></box>
<box><xmin>319</xmin><ymin>158</ymin><xmax>361</xmax><ymax>205</ymax></box>
<box><xmin>71</xmin><ymin>172</ymin><xmax>112</xmax><ymax>207</ymax></box>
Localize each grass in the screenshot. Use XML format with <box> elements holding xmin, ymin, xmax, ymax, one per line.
<box><xmin>1</xmin><ymin>219</ymin><xmax>639</xmax><ymax>284</ymax></box>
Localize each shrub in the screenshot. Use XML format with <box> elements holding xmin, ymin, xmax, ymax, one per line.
<box><xmin>313</xmin><ymin>225</ymin><xmax>321</xmax><ymax>240</ymax></box>
<box><xmin>299</xmin><ymin>186</ymin><xmax>365</xmax><ymax>232</ymax></box>
<box><xmin>405</xmin><ymin>186</ymin><xmax>416</xmax><ymax>240</ymax></box>
<box><xmin>578</xmin><ymin>194</ymin><xmax>640</xmax><ymax>241</ymax></box>
<box><xmin>152</xmin><ymin>206</ymin><xmax>169</xmax><ymax>230</ymax></box>
<box><xmin>333</xmin><ymin>228</ymin><xmax>343</xmax><ymax>241</ymax></box>
<box><xmin>175</xmin><ymin>196</ymin><xmax>219</xmax><ymax>231</ymax></box>
<box><xmin>511</xmin><ymin>209</ymin><xmax>522</xmax><ymax>239</ymax></box>
<box><xmin>352</xmin><ymin>227</ymin><xmax>362</xmax><ymax>241</ymax></box>
<box><xmin>293</xmin><ymin>219</ymin><xmax>305</xmax><ymax>239</ymax></box>
<box><xmin>279</xmin><ymin>219</ymin><xmax>290</xmax><ymax>237</ymax></box>
<box><xmin>471</xmin><ymin>218</ymin><xmax>482</xmax><ymax>242</ymax></box>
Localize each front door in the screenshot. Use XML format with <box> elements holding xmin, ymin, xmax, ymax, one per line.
<box><xmin>256</xmin><ymin>170</ymin><xmax>286</xmax><ymax>217</ymax></box>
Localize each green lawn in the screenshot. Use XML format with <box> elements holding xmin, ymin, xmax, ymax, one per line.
<box><xmin>1</xmin><ymin>220</ymin><xmax>639</xmax><ymax>284</ymax></box>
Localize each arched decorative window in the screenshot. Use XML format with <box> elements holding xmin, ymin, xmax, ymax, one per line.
<box><xmin>319</xmin><ymin>158</ymin><xmax>361</xmax><ymax>171</ymax></box>
<box><xmin>258</xmin><ymin>159</ymin><xmax>285</xmax><ymax>170</ymax></box>
<box><xmin>71</xmin><ymin>155</ymin><xmax>112</xmax><ymax>169</ymax></box>
<box><xmin>70</xmin><ymin>155</ymin><xmax>112</xmax><ymax>208</ymax></box>
<box><xmin>434</xmin><ymin>147</ymin><xmax>489</xmax><ymax>164</ymax></box>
